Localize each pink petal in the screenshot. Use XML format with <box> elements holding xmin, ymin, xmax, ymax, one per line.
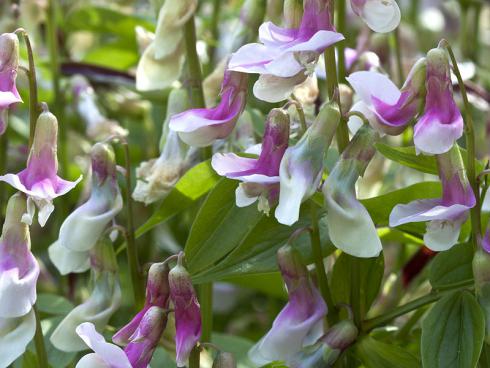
<box><xmin>211</xmin><ymin>153</ymin><xmax>257</xmax><ymax>176</ymax></box>
<box><xmin>287</xmin><ymin>30</ymin><xmax>345</xmax><ymax>53</ymax></box>
<box><xmin>228</xmin><ymin>43</ymin><xmax>279</xmax><ymax>74</ymax></box>
<box><xmin>258</xmin><ymin>21</ymin><xmax>297</xmax><ymax>47</ymax></box>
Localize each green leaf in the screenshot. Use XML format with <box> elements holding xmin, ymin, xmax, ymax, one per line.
<box><xmin>375</xmin><ymin>143</ymin><xmax>438</xmax><ymax>174</ymax></box>
<box><xmin>136</xmin><ymin>160</ymin><xmax>220</xmax><ymax>237</ymax></box>
<box><xmin>223</xmin><ymin>272</ymin><xmax>286</xmax><ymax>299</ymax></box>
<box><xmin>36</xmin><ymin>294</ymin><xmax>74</xmax><ymax>316</ymax></box>
<box><xmin>212</xmin><ymin>333</ymin><xmax>255</xmax><ymax>367</ymax></box>
<box><xmin>185</xmin><ymin>179</ymin><xmax>334</xmax><ymax>283</ymax></box>
<box><xmin>429</xmin><ymin>243</ymin><xmax>474</xmax><ymax>290</ymax></box>
<box><xmin>356</xmin><ymin>335</ymin><xmax>421</xmax><ymax>368</ymax></box>
<box><xmin>331</xmin><ymin>253</ymin><xmax>384</xmax><ymax>319</ymax></box>
<box><xmin>421</xmin><ymin>290</ymin><xmax>485</xmax><ymax>368</ymax></box>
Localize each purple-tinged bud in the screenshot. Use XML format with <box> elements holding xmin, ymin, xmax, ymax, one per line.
<box><xmin>249</xmin><ymin>245</ymin><xmax>327</xmax><ymax>366</ymax></box>
<box><xmin>339</xmin><ymin>83</ymin><xmax>354</xmax><ymax>114</ymax></box>
<box><xmin>473</xmin><ymin>236</ymin><xmax>490</xmax><ymax>344</ymax></box>
<box><xmin>169</xmin><ymin>253</ymin><xmax>201</xmax><ymax>367</ymax></box>
<box><xmin>390</xmin><ymin>144</ymin><xmax>475</xmax><ymax>251</ymax></box>
<box><xmin>0</xmin><ymin>109</ymin><xmax>82</xmax><ymax>226</ymax></box>
<box><xmin>0</xmin><ymin>32</ymin><xmax>21</xmax><ymax>135</ymax></box>
<box><xmin>323</xmin><ymin>125</ymin><xmax>382</xmax><ymax>258</ymax></box>
<box><xmin>213</xmin><ymin>352</ymin><xmax>237</xmax><ymax>368</ymax></box>
<box><xmin>124</xmin><ymin>306</ymin><xmax>168</xmax><ymax>368</ymax></box>
<box><xmin>289</xmin><ymin>319</ymin><xmax>358</xmax><ymax>367</ymax></box>
<box><xmin>413</xmin><ymin>48</ymin><xmax>463</xmax><ymax>155</ymax></box>
<box><xmin>275</xmin><ymin>101</ymin><xmax>340</xmax><ymax>226</ymax></box>
<box><xmin>48</xmin><ymin>142</ymin><xmax>121</xmax><ymax>275</ymax></box>
<box><xmin>113</xmin><ymin>262</ymin><xmax>170</xmax><ymax>346</ymax></box>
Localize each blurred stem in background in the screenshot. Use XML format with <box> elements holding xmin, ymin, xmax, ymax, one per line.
<box><xmin>390</xmin><ymin>28</ymin><xmax>404</xmax><ymax>87</ymax></box>
<box><xmin>33</xmin><ymin>306</ymin><xmax>49</xmax><ymax>368</ymax></box>
<box><xmin>206</xmin><ymin>0</ymin><xmax>221</xmax><ymax>73</ymax></box>
<box><xmin>439</xmin><ymin>39</ymin><xmax>481</xmax><ymax>249</ymax></box>
<box><xmin>183</xmin><ymin>12</ymin><xmax>213</xmax><ymax>344</ymax></box>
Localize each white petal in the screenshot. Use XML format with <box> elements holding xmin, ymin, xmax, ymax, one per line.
<box><xmin>235</xmin><ymin>185</ymin><xmax>258</xmax><ymax>208</ymax></box>
<box><xmin>423</xmin><ymin>216</ymin><xmax>466</xmax><ymax>251</ymax></box>
<box><xmin>36</xmin><ymin>199</ymin><xmax>54</xmax><ymax>227</ymax></box>
<box><xmin>253</xmin><ymin>73</ymin><xmax>308</xmax><ymax>103</ymax></box>
<box><xmin>0</xmin><ymin>311</ymin><xmax>36</xmax><ymax>368</ymax></box>
<box><xmin>48</xmin><ymin>240</ymin><xmax>90</xmax><ymax>275</ymax></box>
<box><xmin>21</xmin><ymin>196</ymin><xmax>36</xmax><ymax>226</ymax></box>
<box><xmin>346</xmin><ymin>71</ymin><xmax>401</xmax><ymax>106</ymax></box>
<box><xmin>361</xmin><ymin>0</ymin><xmax>401</xmax><ymax>33</ymax></box>
<box><xmin>76</xmin><ymin>353</ymin><xmax>111</xmax><ymax>368</ymax></box>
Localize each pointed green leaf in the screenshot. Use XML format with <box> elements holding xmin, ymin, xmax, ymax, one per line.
<box><xmin>429</xmin><ymin>243</ymin><xmax>474</xmax><ymax>290</ymax></box>
<box><xmin>356</xmin><ymin>335</ymin><xmax>421</xmax><ymax>368</ymax></box>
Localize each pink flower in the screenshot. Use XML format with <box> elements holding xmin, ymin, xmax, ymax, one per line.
<box><xmin>413</xmin><ymin>48</ymin><xmax>463</xmax><ymax>155</ymax></box>
<box><xmin>169</xmin><ymin>68</ymin><xmax>248</xmax><ymax>147</ymax></box>
<box><xmin>0</xmin><ymin>110</ymin><xmax>82</xmax><ymax>226</ymax></box>
<box><xmin>350</xmin><ymin>0</ymin><xmax>401</xmax><ymax>33</ymax></box>
<box><xmin>229</xmin><ymin>0</ymin><xmax>344</xmax><ymax>102</ymax></box>
<box><xmin>346</xmin><ymin>57</ymin><xmax>426</xmax><ymax>136</ymax></box>
<box><xmin>0</xmin><ymin>33</ymin><xmax>22</xmax><ymax>135</ymax></box>
<box><xmin>169</xmin><ymin>253</ymin><xmax>201</xmax><ymax>367</ymax></box>
<box><xmin>211</xmin><ymin>108</ymin><xmax>290</xmax><ymax>213</ymax></box>
<box><xmin>249</xmin><ymin>246</ymin><xmax>327</xmax><ymax>366</ymax></box>
<box><xmin>390</xmin><ymin>144</ymin><xmax>475</xmax><ymax>251</ymax></box>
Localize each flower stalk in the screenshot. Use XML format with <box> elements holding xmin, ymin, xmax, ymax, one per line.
<box><xmin>33</xmin><ymin>306</ymin><xmax>49</xmax><ymax>368</ymax></box>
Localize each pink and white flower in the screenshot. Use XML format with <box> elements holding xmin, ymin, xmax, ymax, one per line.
<box><xmin>0</xmin><ymin>33</ymin><xmax>22</xmax><ymax>135</ymax></box>
<box><xmin>413</xmin><ymin>47</ymin><xmax>463</xmax><ymax>155</ymax></box>
<box><xmin>229</xmin><ymin>0</ymin><xmax>344</xmax><ymax>102</ymax></box>
<box><xmin>211</xmin><ymin>108</ymin><xmax>290</xmax><ymax>213</ymax></box>
<box><xmin>0</xmin><ymin>110</ymin><xmax>82</xmax><ymax>226</ymax></box>
<box><xmin>390</xmin><ymin>144</ymin><xmax>475</xmax><ymax>251</ymax></box>
<box><xmin>350</xmin><ymin>0</ymin><xmax>401</xmax><ymax>33</ymax></box>
<box><xmin>249</xmin><ymin>245</ymin><xmax>327</xmax><ymax>366</ymax></box>
<box><xmin>169</xmin><ymin>68</ymin><xmax>248</xmax><ymax>147</ymax></box>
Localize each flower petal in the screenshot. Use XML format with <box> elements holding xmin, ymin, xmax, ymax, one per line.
<box><xmin>253</xmin><ymin>73</ymin><xmax>308</xmax><ymax>103</ymax></box>
<box><xmin>360</xmin><ymin>0</ymin><xmax>401</xmax><ymax>33</ymax></box>
<box><xmin>287</xmin><ymin>30</ymin><xmax>345</xmax><ymax>53</ymax></box>
<box><xmin>228</xmin><ymin>43</ymin><xmax>278</xmax><ymax>74</ymax></box>
<box><xmin>0</xmin><ymin>311</ymin><xmax>36</xmax><ymax>368</ymax></box>
<box><xmin>424</xmin><ymin>216</ymin><xmax>466</xmax><ymax>251</ymax></box>
<box><xmin>48</xmin><ymin>240</ymin><xmax>91</xmax><ymax>275</ymax></box>
<box><xmin>413</xmin><ymin>113</ymin><xmax>464</xmax><ymax>155</ymax></box>
<box><xmin>347</xmin><ymin>71</ymin><xmax>401</xmax><ymax>106</ymax></box>
<box><xmin>76</xmin><ymin>353</ymin><xmax>111</xmax><ymax>368</ymax></box>
<box><xmin>235</xmin><ymin>185</ymin><xmax>259</xmax><ymax>207</ymax></box>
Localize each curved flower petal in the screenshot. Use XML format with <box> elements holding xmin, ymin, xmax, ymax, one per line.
<box><xmin>413</xmin><ymin>113</ymin><xmax>464</xmax><ymax>155</ymax></box>
<box><xmin>76</xmin><ymin>323</ymin><xmax>132</xmax><ymax>368</ymax></box>
<box><xmin>48</xmin><ymin>240</ymin><xmax>90</xmax><ymax>275</ymax></box>
<box><xmin>389</xmin><ymin>199</ymin><xmax>470</xmax><ymax>226</ymax></box>
<box><xmin>347</xmin><ymin>71</ymin><xmax>401</xmax><ymax>106</ymax></box>
<box><xmin>351</xmin><ymin>0</ymin><xmax>401</xmax><ymax>33</ymax></box>
<box><xmin>287</xmin><ymin>31</ymin><xmax>345</xmax><ymax>53</ymax></box>
<box><xmin>228</xmin><ymin>43</ymin><xmax>279</xmax><ymax>74</ymax></box>
<box><xmin>76</xmin><ymin>353</ymin><xmax>110</xmax><ymax>368</ymax></box>
<box><xmin>258</xmin><ymin>21</ymin><xmax>297</xmax><ymax>46</ymax></box>
<box><xmin>253</xmin><ymin>73</ymin><xmax>308</xmax><ymax>103</ymax></box>
<box><xmin>235</xmin><ymin>185</ymin><xmax>259</xmax><ymax>207</ymax></box>
<box><xmin>211</xmin><ymin>153</ymin><xmax>257</xmax><ymax>176</ymax></box>
<box><xmin>424</xmin><ymin>216</ymin><xmax>467</xmax><ymax>251</ymax></box>
<box><xmin>0</xmin><ymin>311</ymin><xmax>36</xmax><ymax>368</ymax></box>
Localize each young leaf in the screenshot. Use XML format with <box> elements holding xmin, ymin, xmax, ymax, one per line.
<box><xmin>375</xmin><ymin>143</ymin><xmax>438</xmax><ymax>175</ymax></box>
<box><xmin>429</xmin><ymin>242</ymin><xmax>474</xmax><ymax>290</ymax></box>
<box><xmin>421</xmin><ymin>290</ymin><xmax>485</xmax><ymax>368</ymax></box>
<box><xmin>356</xmin><ymin>335</ymin><xmax>421</xmax><ymax>368</ymax></box>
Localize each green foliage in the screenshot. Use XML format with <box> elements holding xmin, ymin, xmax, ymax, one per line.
<box><xmin>356</xmin><ymin>335</ymin><xmax>421</xmax><ymax>368</ymax></box>
<box><xmin>421</xmin><ymin>291</ymin><xmax>485</xmax><ymax>368</ymax></box>
<box><xmin>429</xmin><ymin>243</ymin><xmax>474</xmax><ymax>290</ymax></box>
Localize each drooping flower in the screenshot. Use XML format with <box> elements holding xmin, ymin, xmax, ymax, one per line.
<box><xmin>133</xmin><ymin>89</ymin><xmax>191</xmax><ymax>205</ymax></box>
<box><xmin>136</xmin><ymin>0</ymin><xmax>198</xmax><ymax>91</ymax></box>
<box><xmin>390</xmin><ymin>144</ymin><xmax>475</xmax><ymax>251</ymax></box>
<box><xmin>0</xmin><ymin>193</ymin><xmax>38</xmax><ymax>367</ymax></box>
<box><xmin>413</xmin><ymin>47</ymin><xmax>463</xmax><ymax>155</ymax></box>
<box><xmin>48</xmin><ymin>142</ymin><xmax>122</xmax><ymax>274</ymax></box>
<box><xmin>169</xmin><ymin>68</ymin><xmax>248</xmax><ymax>147</ymax></box>
<box><xmin>249</xmin><ymin>245</ymin><xmax>327</xmax><ymax>366</ymax></box>
<box><xmin>0</xmin><ymin>108</ymin><xmax>82</xmax><ymax>226</ymax></box>
<box><xmin>112</xmin><ymin>261</ymin><xmax>170</xmax><ymax>345</ymax></box>
<box><xmin>229</xmin><ymin>0</ymin><xmax>344</xmax><ymax>102</ymax></box>
<box><xmin>322</xmin><ymin>125</ymin><xmax>382</xmax><ymax>257</ymax></box>
<box><xmin>72</xmin><ymin>75</ymin><xmax>128</xmax><ymax>140</ymax></box>
<box><xmin>346</xmin><ymin>57</ymin><xmax>427</xmax><ymax>136</ymax></box>
<box><xmin>350</xmin><ymin>0</ymin><xmax>401</xmax><ymax>33</ymax></box>
<box><xmin>212</xmin><ymin>108</ymin><xmax>290</xmax><ymax>214</ymax></box>
<box><xmin>0</xmin><ymin>32</ymin><xmax>22</xmax><ymax>135</ymax></box>
<box><xmin>275</xmin><ymin>101</ymin><xmax>340</xmax><ymax>226</ymax></box>
<box><xmin>50</xmin><ymin>237</ymin><xmax>122</xmax><ymax>352</ymax></box>
<box><xmin>169</xmin><ymin>253</ymin><xmax>201</xmax><ymax>367</ymax></box>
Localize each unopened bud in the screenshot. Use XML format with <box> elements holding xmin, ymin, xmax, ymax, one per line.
<box><xmin>339</xmin><ymin>84</ymin><xmax>353</xmax><ymax>113</ymax></box>
<box><xmin>212</xmin><ymin>352</ymin><xmax>237</xmax><ymax>368</ymax></box>
<box><xmin>147</xmin><ymin>261</ymin><xmax>170</xmax><ymax>307</ymax></box>
<box><xmin>277</xmin><ymin>245</ymin><xmax>309</xmax><ymax>285</ymax></box>
<box><xmin>31</xmin><ymin>110</ymin><xmax>58</xmax><ymax>157</ymax></box>
<box><xmin>0</xmin><ymin>33</ymin><xmax>19</xmax><ymax>72</ymax></box>
<box><xmin>90</xmin><ymin>143</ymin><xmax>117</xmax><ymax>185</ymax></box>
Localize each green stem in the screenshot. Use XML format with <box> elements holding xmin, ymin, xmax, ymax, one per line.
<box><xmin>200</xmin><ymin>282</ymin><xmax>213</xmax><ymax>342</ymax></box>
<box><xmin>122</xmin><ymin>141</ymin><xmax>144</xmax><ymax>308</ymax></box>
<box><xmin>189</xmin><ymin>345</ymin><xmax>201</xmax><ymax>368</ymax></box>
<box><xmin>291</xmin><ymin>95</ymin><xmax>307</xmax><ymax>134</ymax></box>
<box><xmin>207</xmin><ymin>0</ymin><xmax>221</xmax><ymax>71</ymax></box>
<box><xmin>21</xmin><ymin>31</ymin><xmax>39</xmax><ymax>148</ymax></box>
<box><xmin>459</xmin><ymin>4</ymin><xmax>470</xmax><ymax>60</ymax></box>
<box><xmin>33</xmin><ymin>306</ymin><xmax>49</xmax><ymax>368</ymax></box>
<box><xmin>396</xmin><ymin>305</ymin><xmax>428</xmax><ymax>340</ymax></box>
<box><xmin>440</xmin><ymin>39</ymin><xmax>481</xmax><ymax>248</ymax></box>
<box><xmin>390</xmin><ymin>28</ymin><xmax>404</xmax><ymax>86</ymax></box>
<box><xmin>183</xmin><ymin>15</ymin><xmax>205</xmax><ymax>108</ymax></box>
<box><xmin>336</xmin><ymin>0</ymin><xmax>346</xmax><ymax>84</ymax></box>
<box><xmin>350</xmin><ymin>256</ymin><xmax>361</xmax><ymax>327</ymax></box>
<box><xmin>310</xmin><ymin>203</ymin><xmax>336</xmax><ymax>325</ymax></box>
<box><xmin>362</xmin><ymin>291</ymin><xmax>441</xmax><ymax>331</ymax></box>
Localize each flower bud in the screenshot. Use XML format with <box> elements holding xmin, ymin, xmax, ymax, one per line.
<box><xmin>323</xmin><ymin>125</ymin><xmax>382</xmax><ymax>258</ymax></box>
<box><xmin>339</xmin><ymin>83</ymin><xmax>354</xmax><ymax>113</ymax></box>
<box><xmin>0</xmin><ymin>32</ymin><xmax>21</xmax><ymax>135</ymax></box>
<box><xmin>169</xmin><ymin>253</ymin><xmax>201</xmax><ymax>367</ymax></box>
<box><xmin>275</xmin><ymin>102</ymin><xmax>340</xmax><ymax>226</ymax></box>
<box><xmin>213</xmin><ymin>352</ymin><xmax>237</xmax><ymax>368</ymax></box>
<box><xmin>0</xmin><ymin>193</ymin><xmax>39</xmax><ymax>318</ymax></box>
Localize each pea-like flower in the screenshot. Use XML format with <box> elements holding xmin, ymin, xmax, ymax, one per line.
<box><xmin>0</xmin><ymin>109</ymin><xmax>82</xmax><ymax>226</ymax></box>
<box><xmin>0</xmin><ymin>33</ymin><xmax>22</xmax><ymax>135</ymax></box>
<box><xmin>390</xmin><ymin>144</ymin><xmax>475</xmax><ymax>251</ymax></box>
<box><xmin>350</xmin><ymin>0</ymin><xmax>401</xmax><ymax>33</ymax></box>
<box><xmin>249</xmin><ymin>245</ymin><xmax>327</xmax><ymax>366</ymax></box>
<box><xmin>169</xmin><ymin>68</ymin><xmax>248</xmax><ymax>147</ymax></box>
<box><xmin>212</xmin><ymin>108</ymin><xmax>290</xmax><ymax>214</ymax></box>
<box><xmin>229</xmin><ymin>0</ymin><xmax>344</xmax><ymax>102</ymax></box>
<box><xmin>48</xmin><ymin>142</ymin><xmax>122</xmax><ymax>275</ymax></box>
<box><xmin>169</xmin><ymin>253</ymin><xmax>201</xmax><ymax>367</ymax></box>
<box><xmin>322</xmin><ymin>125</ymin><xmax>382</xmax><ymax>258</ymax></box>
<box><xmin>275</xmin><ymin>101</ymin><xmax>340</xmax><ymax>226</ymax></box>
